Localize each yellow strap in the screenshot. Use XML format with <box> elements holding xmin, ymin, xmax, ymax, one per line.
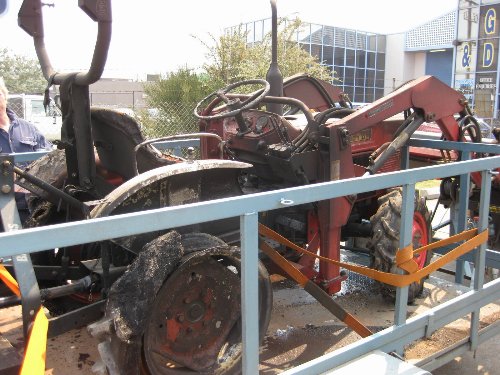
<box><xmin>0</xmin><ymin>264</ymin><xmax>20</xmax><ymax>297</ymax></box>
<box><xmin>19</xmin><ymin>307</ymin><xmax>49</xmax><ymax>375</ymax></box>
<box><xmin>0</xmin><ymin>267</ymin><xmax>48</xmax><ymax>373</ymax></box>
<box><xmin>258</xmin><ymin>223</ymin><xmax>488</xmax><ymax>287</ymax></box>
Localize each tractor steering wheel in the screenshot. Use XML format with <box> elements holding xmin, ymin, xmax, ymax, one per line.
<box><xmin>194</xmin><ymin>79</ymin><xmax>270</xmax><ymax>120</ymax></box>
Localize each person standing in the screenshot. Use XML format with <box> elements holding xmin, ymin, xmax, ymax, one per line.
<box><xmin>0</xmin><ymin>77</ymin><xmax>53</xmax><ymax>224</ymax></box>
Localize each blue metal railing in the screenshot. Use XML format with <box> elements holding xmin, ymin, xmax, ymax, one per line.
<box><xmin>1</xmin><ymin>140</ymin><xmax>500</xmax><ymax>373</ymax></box>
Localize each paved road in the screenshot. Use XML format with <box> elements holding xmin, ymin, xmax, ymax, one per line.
<box><xmin>433</xmin><ymin>334</ymin><xmax>500</xmax><ymax>375</ymax></box>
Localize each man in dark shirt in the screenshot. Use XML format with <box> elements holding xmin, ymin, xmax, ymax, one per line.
<box><xmin>0</xmin><ymin>77</ymin><xmax>53</xmax><ymax>224</ymax></box>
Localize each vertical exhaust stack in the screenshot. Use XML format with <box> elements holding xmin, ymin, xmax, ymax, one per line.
<box><xmin>266</xmin><ymin>0</ymin><xmax>283</xmax><ymax>115</ymax></box>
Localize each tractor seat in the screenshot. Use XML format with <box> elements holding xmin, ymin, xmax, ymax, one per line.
<box><xmin>91</xmin><ymin>108</ymin><xmax>176</xmax><ymax>181</ymax></box>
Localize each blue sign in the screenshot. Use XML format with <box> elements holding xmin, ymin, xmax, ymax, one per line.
<box><xmin>0</xmin><ymin>0</ymin><xmax>8</xmax><ymax>16</ymax></box>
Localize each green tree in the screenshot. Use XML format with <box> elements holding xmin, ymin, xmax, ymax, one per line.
<box><xmin>144</xmin><ymin>67</ymin><xmax>215</xmax><ymax>109</ymax></box>
<box><xmin>140</xmin><ymin>67</ymin><xmax>216</xmax><ymax>137</ymax></box>
<box><xmin>0</xmin><ymin>48</ymin><xmax>46</xmax><ymax>94</ymax></box>
<box><xmin>200</xmin><ymin>18</ymin><xmax>334</xmax><ymax>85</ymax></box>
<box><xmin>198</xmin><ymin>25</ymin><xmax>252</xmax><ymax>85</ymax></box>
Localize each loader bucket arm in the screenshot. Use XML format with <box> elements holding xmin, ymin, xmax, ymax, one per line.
<box><xmin>326</xmin><ymin>75</ymin><xmax>486</xmax><ymax>184</ymax></box>
<box><xmin>334</xmin><ymin>75</ymin><xmax>465</xmax><ymax>141</ymax></box>
<box><xmin>314</xmin><ymin>76</ymin><xmax>473</xmax><ymax>294</ymax></box>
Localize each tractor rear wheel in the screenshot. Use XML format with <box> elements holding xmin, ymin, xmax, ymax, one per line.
<box><xmin>368</xmin><ymin>188</ymin><xmax>432</xmax><ymax>304</ymax></box>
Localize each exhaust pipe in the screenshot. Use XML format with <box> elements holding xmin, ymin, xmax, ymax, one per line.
<box><xmin>266</xmin><ymin>0</ymin><xmax>283</xmax><ymax>115</ymax></box>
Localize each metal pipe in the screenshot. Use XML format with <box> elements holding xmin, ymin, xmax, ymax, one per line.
<box><xmin>133</xmin><ymin>133</ymin><xmax>224</xmax><ymax>175</ymax></box>
<box><xmin>12</xmin><ymin>164</ymin><xmax>88</xmax><ymax>215</ymax></box>
<box><xmin>266</xmin><ymin>0</ymin><xmax>283</xmax><ymax>115</ymax></box>
<box><xmin>0</xmin><ymin>295</ymin><xmax>21</xmax><ymax>308</ymax></box>
<box><xmin>433</xmin><ymin>219</ymin><xmax>451</xmax><ymax>232</ymax></box>
<box><xmin>366</xmin><ymin>115</ymin><xmax>425</xmax><ymax>175</ymax></box>
<box><xmin>35</xmin><ymin>22</ymin><xmax>112</xmax><ymax>86</ymax></box>
<box><xmin>40</xmin><ymin>276</ymin><xmax>92</xmax><ymax>300</ymax></box>
<box><xmin>18</xmin><ymin>0</ymin><xmax>112</xmax><ymax>86</ymax></box>
<box><xmin>261</xmin><ymin>96</ymin><xmax>315</xmax><ymax>123</ymax></box>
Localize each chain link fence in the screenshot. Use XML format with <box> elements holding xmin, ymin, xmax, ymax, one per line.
<box><xmin>8</xmin><ymin>96</ymin><xmax>202</xmax><ymax>157</ymax></box>
<box><xmin>133</xmin><ymin>102</ymin><xmax>200</xmax><ymax>159</ymax></box>
<box><xmin>134</xmin><ymin>102</ymin><xmax>199</xmax><ymax>139</ymax></box>
<box><xmin>8</xmin><ymin>97</ymin><xmax>200</xmax><ymax>140</ymax></box>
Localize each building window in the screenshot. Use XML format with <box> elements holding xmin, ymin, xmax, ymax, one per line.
<box><xmin>356</xmin><ymin>50</ymin><xmax>366</xmax><ymax>68</ymax></box>
<box><xmin>334</xmin><ymin>47</ymin><xmax>345</xmax><ymax>66</ymax></box>
<box><xmin>323</xmin><ymin>45</ymin><xmax>334</xmax><ymax>66</ymax></box>
<box><xmin>345</xmin><ymin>49</ymin><xmax>356</xmax><ymax>67</ymax></box>
<box><xmin>355</xmin><ymin>69</ymin><xmax>366</xmax><ymax>87</ymax></box>
<box><xmin>344</xmin><ymin>67</ymin><xmax>355</xmax><ymax>86</ymax></box>
<box><xmin>311</xmin><ymin>44</ymin><xmax>321</xmax><ymax>61</ymax></box>
<box><xmin>232</xmin><ymin>18</ymin><xmax>387</xmax><ymax>103</ymax></box>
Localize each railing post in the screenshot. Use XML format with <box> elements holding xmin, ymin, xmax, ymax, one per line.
<box><xmin>240</xmin><ymin>212</ymin><xmax>259</xmax><ymax>374</ymax></box>
<box><xmin>0</xmin><ymin>155</ymin><xmax>41</xmax><ymax>340</ymax></box>
<box><xmin>454</xmin><ymin>151</ymin><xmax>472</xmax><ymax>284</ymax></box>
<box><xmin>400</xmin><ymin>144</ymin><xmax>410</xmax><ymax>170</ymax></box>
<box><xmin>394</xmin><ymin>183</ymin><xmax>415</xmax><ymax>327</ymax></box>
<box><xmin>470</xmin><ymin>170</ymin><xmax>491</xmax><ymax>350</ymax></box>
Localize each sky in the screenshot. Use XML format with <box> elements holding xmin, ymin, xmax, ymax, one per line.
<box><xmin>0</xmin><ymin>0</ymin><xmax>459</xmax><ymax>80</ymax></box>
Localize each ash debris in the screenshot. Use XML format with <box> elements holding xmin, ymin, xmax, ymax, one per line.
<box><xmin>106</xmin><ymin>230</ymin><xmax>183</xmax><ymax>342</ymax></box>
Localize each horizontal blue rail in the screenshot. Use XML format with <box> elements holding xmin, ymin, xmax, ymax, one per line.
<box><xmin>1</xmin><ymin>156</ymin><xmax>500</xmax><ymax>255</ymax></box>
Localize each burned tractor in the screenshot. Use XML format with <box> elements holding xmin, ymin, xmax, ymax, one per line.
<box><xmin>1</xmin><ymin>0</ymin><xmax>495</xmax><ymax>374</ymax></box>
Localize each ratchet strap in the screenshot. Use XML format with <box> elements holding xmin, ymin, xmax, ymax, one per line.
<box><xmin>0</xmin><ymin>265</ymin><xmax>48</xmax><ymax>374</ymax></box>
<box><xmin>258</xmin><ymin>223</ymin><xmax>488</xmax><ymax>288</ymax></box>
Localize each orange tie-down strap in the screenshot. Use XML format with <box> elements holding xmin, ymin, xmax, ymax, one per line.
<box><xmin>0</xmin><ymin>264</ymin><xmax>20</xmax><ymax>297</ymax></box>
<box><xmin>0</xmin><ymin>265</ymin><xmax>48</xmax><ymax>374</ymax></box>
<box><xmin>258</xmin><ymin>223</ymin><xmax>488</xmax><ymax>288</ymax></box>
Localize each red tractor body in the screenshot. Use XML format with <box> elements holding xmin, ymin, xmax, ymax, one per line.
<box><xmin>198</xmin><ymin>74</ymin><xmax>476</xmax><ymax>294</ymax></box>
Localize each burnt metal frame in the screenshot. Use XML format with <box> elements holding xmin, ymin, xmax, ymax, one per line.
<box><xmin>18</xmin><ymin>0</ymin><xmax>112</xmax><ymax>193</ymax></box>
<box><xmin>0</xmin><ymin>139</ymin><xmax>201</xmax><ymax>337</ymax></box>
<box><xmin>1</xmin><ymin>141</ymin><xmax>500</xmax><ymax>373</ymax></box>
<box><xmin>0</xmin><ymin>155</ymin><xmax>41</xmax><ymax>339</ymax></box>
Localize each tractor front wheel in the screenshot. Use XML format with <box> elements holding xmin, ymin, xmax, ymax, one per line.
<box><xmin>368</xmin><ymin>188</ymin><xmax>432</xmax><ymax>304</ymax></box>
<box><xmin>94</xmin><ymin>232</ymin><xmax>273</xmax><ymax>375</ymax></box>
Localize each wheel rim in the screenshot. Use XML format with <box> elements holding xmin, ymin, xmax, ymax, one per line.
<box><xmin>412</xmin><ymin>211</ymin><xmax>429</xmax><ymax>269</ymax></box>
<box><xmin>143</xmin><ymin>251</ymin><xmax>244</xmax><ymax>373</ymax></box>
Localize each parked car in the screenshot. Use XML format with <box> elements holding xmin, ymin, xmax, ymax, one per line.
<box><xmin>7</xmin><ymin>94</ymin><xmax>62</xmax><ymax>141</ymax></box>
<box><xmin>114</xmin><ymin>107</ymin><xmax>136</xmax><ymax>118</ymax></box>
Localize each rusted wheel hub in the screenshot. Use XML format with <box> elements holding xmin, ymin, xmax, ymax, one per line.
<box><xmin>143</xmin><ymin>249</ymin><xmax>246</xmax><ymax>373</ymax></box>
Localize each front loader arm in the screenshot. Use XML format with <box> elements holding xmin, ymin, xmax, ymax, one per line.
<box><xmin>335</xmin><ymin>75</ymin><xmax>465</xmax><ymax>142</ymax></box>
<box><xmin>321</xmin><ymin>76</ymin><xmax>473</xmax><ymax>180</ymax></box>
